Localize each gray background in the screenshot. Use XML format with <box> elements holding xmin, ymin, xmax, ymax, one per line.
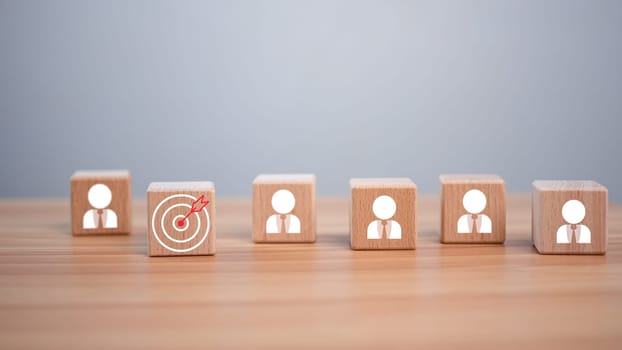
<box><xmin>1</xmin><ymin>0</ymin><xmax>621</xmax><ymax>201</ymax></box>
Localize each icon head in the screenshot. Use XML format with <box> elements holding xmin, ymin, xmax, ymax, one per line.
<box><xmin>87</xmin><ymin>183</ymin><xmax>112</xmax><ymax>209</ymax></box>
<box><xmin>372</xmin><ymin>195</ymin><xmax>397</xmax><ymax>220</ymax></box>
<box><xmin>463</xmin><ymin>189</ymin><xmax>487</xmax><ymax>214</ymax></box>
<box><xmin>561</xmin><ymin>199</ymin><xmax>586</xmax><ymax>224</ymax></box>
<box><xmin>271</xmin><ymin>189</ymin><xmax>296</xmax><ymax>214</ymax></box>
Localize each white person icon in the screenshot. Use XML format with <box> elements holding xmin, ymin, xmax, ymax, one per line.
<box><xmin>457</xmin><ymin>189</ymin><xmax>492</xmax><ymax>234</ymax></box>
<box><xmin>367</xmin><ymin>195</ymin><xmax>402</xmax><ymax>239</ymax></box>
<box><xmin>557</xmin><ymin>200</ymin><xmax>591</xmax><ymax>244</ymax></box>
<box><xmin>83</xmin><ymin>184</ymin><xmax>118</xmax><ymax>229</ymax></box>
<box><xmin>266</xmin><ymin>189</ymin><xmax>301</xmax><ymax>234</ymax></box>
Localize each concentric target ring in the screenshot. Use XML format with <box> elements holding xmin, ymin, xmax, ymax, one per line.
<box><xmin>152</xmin><ymin>194</ymin><xmax>210</xmax><ymax>253</ymax></box>
<box><xmin>161</xmin><ymin>203</ymin><xmax>201</xmax><ymax>243</ymax></box>
<box><xmin>173</xmin><ymin>214</ymin><xmax>189</xmax><ymax>232</ymax></box>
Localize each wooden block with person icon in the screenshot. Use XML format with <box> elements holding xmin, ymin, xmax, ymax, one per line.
<box><xmin>532</xmin><ymin>180</ymin><xmax>607</xmax><ymax>255</ymax></box>
<box><xmin>440</xmin><ymin>174</ymin><xmax>506</xmax><ymax>244</ymax></box>
<box><xmin>70</xmin><ymin>170</ymin><xmax>132</xmax><ymax>235</ymax></box>
<box><xmin>350</xmin><ymin>178</ymin><xmax>417</xmax><ymax>250</ymax></box>
<box><xmin>252</xmin><ymin>174</ymin><xmax>316</xmax><ymax>243</ymax></box>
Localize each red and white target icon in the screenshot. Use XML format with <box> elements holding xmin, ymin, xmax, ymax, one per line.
<box><xmin>151</xmin><ymin>194</ymin><xmax>211</xmax><ymax>253</ymax></box>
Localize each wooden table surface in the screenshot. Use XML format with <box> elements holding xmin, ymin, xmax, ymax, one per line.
<box><xmin>0</xmin><ymin>195</ymin><xmax>621</xmax><ymax>349</ymax></box>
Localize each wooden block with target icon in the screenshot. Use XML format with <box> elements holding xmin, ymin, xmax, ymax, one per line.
<box><xmin>148</xmin><ymin>182</ymin><xmax>215</xmax><ymax>257</ymax></box>
<box><xmin>252</xmin><ymin>174</ymin><xmax>316</xmax><ymax>243</ymax></box>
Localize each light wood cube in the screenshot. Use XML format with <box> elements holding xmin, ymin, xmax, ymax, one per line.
<box><xmin>440</xmin><ymin>174</ymin><xmax>506</xmax><ymax>244</ymax></box>
<box><xmin>70</xmin><ymin>170</ymin><xmax>131</xmax><ymax>235</ymax></box>
<box><xmin>350</xmin><ymin>178</ymin><xmax>417</xmax><ymax>250</ymax></box>
<box><xmin>148</xmin><ymin>182</ymin><xmax>215</xmax><ymax>257</ymax></box>
<box><xmin>532</xmin><ymin>180</ymin><xmax>607</xmax><ymax>255</ymax></box>
<box><xmin>252</xmin><ymin>174</ymin><xmax>316</xmax><ymax>243</ymax></box>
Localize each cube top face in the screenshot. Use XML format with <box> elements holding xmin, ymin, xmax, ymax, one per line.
<box><xmin>532</xmin><ymin>180</ymin><xmax>607</xmax><ymax>255</ymax></box>
<box><xmin>147</xmin><ymin>182</ymin><xmax>215</xmax><ymax>256</ymax></box>
<box><xmin>70</xmin><ymin>170</ymin><xmax>132</xmax><ymax>235</ymax></box>
<box><xmin>71</xmin><ymin>170</ymin><xmax>131</xmax><ymax>180</ymax></box>
<box><xmin>253</xmin><ymin>174</ymin><xmax>316</xmax><ymax>243</ymax></box>
<box><xmin>253</xmin><ymin>174</ymin><xmax>316</xmax><ymax>184</ymax></box>
<box><xmin>350</xmin><ymin>177</ymin><xmax>415</xmax><ymax>188</ymax></box>
<box><xmin>148</xmin><ymin>181</ymin><xmax>215</xmax><ymax>192</ymax></box>
<box><xmin>532</xmin><ymin>180</ymin><xmax>607</xmax><ymax>192</ymax></box>
<box><xmin>440</xmin><ymin>174</ymin><xmax>506</xmax><ymax>244</ymax></box>
<box><xmin>439</xmin><ymin>174</ymin><xmax>505</xmax><ymax>184</ymax></box>
<box><xmin>350</xmin><ymin>178</ymin><xmax>417</xmax><ymax>250</ymax></box>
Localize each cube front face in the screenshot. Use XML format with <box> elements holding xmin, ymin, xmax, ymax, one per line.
<box><xmin>532</xmin><ymin>182</ymin><xmax>607</xmax><ymax>255</ymax></box>
<box><xmin>350</xmin><ymin>179</ymin><xmax>417</xmax><ymax>250</ymax></box>
<box><xmin>252</xmin><ymin>175</ymin><xmax>316</xmax><ymax>243</ymax></box>
<box><xmin>440</xmin><ymin>178</ymin><xmax>506</xmax><ymax>244</ymax></box>
<box><xmin>148</xmin><ymin>183</ymin><xmax>215</xmax><ymax>256</ymax></box>
<box><xmin>70</xmin><ymin>171</ymin><xmax>132</xmax><ymax>235</ymax></box>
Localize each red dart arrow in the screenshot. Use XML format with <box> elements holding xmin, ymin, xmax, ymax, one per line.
<box><xmin>177</xmin><ymin>195</ymin><xmax>209</xmax><ymax>227</ymax></box>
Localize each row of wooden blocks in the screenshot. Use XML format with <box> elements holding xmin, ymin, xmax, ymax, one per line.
<box><xmin>70</xmin><ymin>171</ymin><xmax>609</xmax><ymax>256</ymax></box>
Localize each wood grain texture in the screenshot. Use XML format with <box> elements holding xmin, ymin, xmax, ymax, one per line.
<box><xmin>1</xmin><ymin>195</ymin><xmax>621</xmax><ymax>350</ymax></box>
<box><xmin>147</xmin><ymin>182</ymin><xmax>215</xmax><ymax>256</ymax></box>
<box><xmin>70</xmin><ymin>170</ymin><xmax>131</xmax><ymax>235</ymax></box>
<box><xmin>252</xmin><ymin>174</ymin><xmax>316</xmax><ymax>243</ymax></box>
<box><xmin>440</xmin><ymin>174</ymin><xmax>506</xmax><ymax>243</ymax></box>
<box><xmin>350</xmin><ymin>178</ymin><xmax>417</xmax><ymax>250</ymax></box>
<box><xmin>532</xmin><ymin>180</ymin><xmax>607</xmax><ymax>254</ymax></box>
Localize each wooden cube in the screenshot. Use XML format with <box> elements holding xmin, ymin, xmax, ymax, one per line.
<box><xmin>70</xmin><ymin>170</ymin><xmax>131</xmax><ymax>235</ymax></box>
<box><xmin>532</xmin><ymin>180</ymin><xmax>607</xmax><ymax>255</ymax></box>
<box><xmin>252</xmin><ymin>174</ymin><xmax>316</xmax><ymax>243</ymax></box>
<box><xmin>440</xmin><ymin>174</ymin><xmax>506</xmax><ymax>244</ymax></box>
<box><xmin>148</xmin><ymin>182</ymin><xmax>216</xmax><ymax>256</ymax></box>
<box><xmin>350</xmin><ymin>178</ymin><xmax>417</xmax><ymax>250</ymax></box>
